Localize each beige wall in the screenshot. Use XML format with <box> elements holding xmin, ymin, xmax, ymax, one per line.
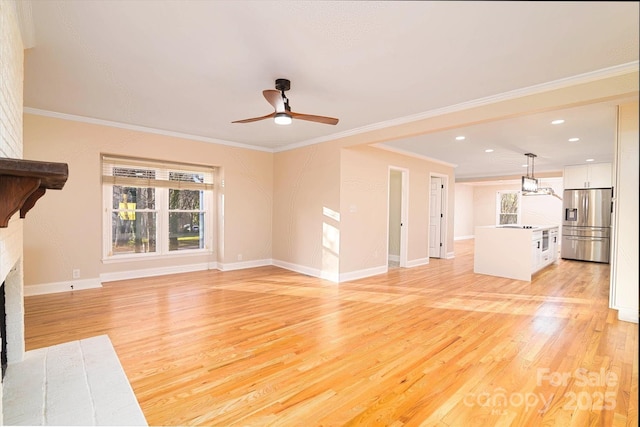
<box><xmin>454</xmin><ymin>183</ymin><xmax>474</xmax><ymax>239</ymax></box>
<box><xmin>23</xmin><ymin>114</ymin><xmax>273</xmax><ymax>287</ymax></box>
<box><xmin>611</xmin><ymin>101</ymin><xmax>639</xmax><ymax>323</ymax></box>
<box><xmin>339</xmin><ymin>145</ymin><xmax>455</xmax><ymax>273</ymax></box>
<box><xmin>272</xmin><ymin>142</ymin><xmax>341</xmax><ymax>279</ymax></box>
<box><xmin>272</xmin><ymin>141</ymin><xmax>455</xmax><ymax>279</ymax></box>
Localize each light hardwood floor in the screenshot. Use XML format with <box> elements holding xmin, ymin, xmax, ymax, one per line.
<box><xmin>24</xmin><ymin>240</ymin><xmax>638</xmax><ymax>426</ymax></box>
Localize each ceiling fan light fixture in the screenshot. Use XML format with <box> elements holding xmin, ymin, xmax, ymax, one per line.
<box><xmin>274</xmin><ymin>112</ymin><xmax>292</xmax><ymax>125</ymax></box>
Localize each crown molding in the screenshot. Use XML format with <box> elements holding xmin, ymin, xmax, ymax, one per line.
<box><xmin>23</xmin><ymin>108</ymin><xmax>274</xmax><ymax>153</ymax></box>
<box><xmin>24</xmin><ymin>62</ymin><xmax>638</xmax><ymax>156</ymax></box>
<box><xmin>275</xmin><ymin>62</ymin><xmax>639</xmax><ymax>153</ymax></box>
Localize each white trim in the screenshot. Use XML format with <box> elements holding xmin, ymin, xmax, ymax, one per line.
<box><xmin>406</xmin><ymin>258</ymin><xmax>430</xmax><ymax>268</ymax></box>
<box><xmin>387</xmin><ymin>166</ymin><xmax>410</xmax><ymax>268</ymax></box>
<box><xmin>496</xmin><ymin>190</ymin><xmax>522</xmax><ymax>225</ymax></box>
<box><xmin>429</xmin><ymin>173</ymin><xmax>449</xmax><ymax>259</ymax></box>
<box><xmin>446</xmin><ymin>251</ymin><xmax>455</xmax><ymax>259</ymax></box>
<box><xmin>100</xmin><ymin>262</ymin><xmax>211</xmax><ymax>283</ymax></box>
<box><xmin>24</xmin><ymin>278</ymin><xmax>102</xmax><ymax>296</ymax></box>
<box><xmin>23</xmin><ymin>108</ymin><xmax>273</xmax><ymax>153</ymax></box>
<box><xmin>339</xmin><ymin>265</ymin><xmax>388</xmax><ymax>283</ymax></box>
<box><xmin>101</xmin><ymin>162</ymin><xmax>216</xmax><ymax>262</ymax></box>
<box><xmin>374</xmin><ymin>144</ymin><xmax>458</xmax><ymax>168</ymax></box>
<box><xmin>321</xmin><ymin>270</ymin><xmax>340</xmax><ymax>283</ymax></box>
<box><xmin>454</xmin><ymin>235</ymin><xmax>474</xmax><ymax>241</ymax></box>
<box><xmin>218</xmin><ymin>259</ymin><xmax>272</xmax><ymax>271</ymax></box>
<box><xmin>271</xmin><ymin>259</ymin><xmax>340</xmax><ymax>283</ymax></box>
<box><xmin>617</xmin><ymin>308</ymin><xmax>639</xmax><ymax>324</ymax></box>
<box><xmin>101</xmin><ymin>249</ymin><xmax>214</xmax><ymax>264</ymax></box>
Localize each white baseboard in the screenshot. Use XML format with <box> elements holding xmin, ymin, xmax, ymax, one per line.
<box><xmin>406</xmin><ymin>257</ymin><xmax>429</xmax><ymax>268</ymax></box>
<box><xmin>272</xmin><ymin>260</ymin><xmax>389</xmax><ymax>283</ymax></box>
<box><xmin>218</xmin><ymin>259</ymin><xmax>272</xmax><ymax>271</ymax></box>
<box><xmin>454</xmin><ymin>235</ymin><xmax>474</xmax><ymax>241</ymax></box>
<box><xmin>100</xmin><ymin>262</ymin><xmax>212</xmax><ymax>283</ymax></box>
<box><xmin>339</xmin><ymin>265</ymin><xmax>388</xmax><ymax>283</ymax></box>
<box><xmin>617</xmin><ymin>308</ymin><xmax>639</xmax><ymax>324</ymax></box>
<box><xmin>388</xmin><ymin>254</ymin><xmax>400</xmax><ymax>262</ymax></box>
<box><xmin>271</xmin><ymin>259</ymin><xmax>339</xmax><ymax>283</ymax></box>
<box><xmin>24</xmin><ymin>278</ymin><xmax>102</xmax><ymax>296</ymax></box>
<box><xmin>446</xmin><ymin>251</ymin><xmax>455</xmax><ymax>259</ymax></box>
<box><xmin>28</xmin><ymin>253</ymin><xmax>466</xmax><ymax>296</ymax></box>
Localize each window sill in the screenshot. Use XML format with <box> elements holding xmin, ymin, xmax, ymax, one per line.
<box><xmin>102</xmin><ymin>249</ymin><xmax>213</xmax><ymax>264</ymax></box>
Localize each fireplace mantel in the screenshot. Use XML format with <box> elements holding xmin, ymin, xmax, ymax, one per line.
<box><xmin>0</xmin><ymin>158</ymin><xmax>68</xmax><ymax>228</ymax></box>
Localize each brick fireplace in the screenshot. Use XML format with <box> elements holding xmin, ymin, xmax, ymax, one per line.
<box><xmin>0</xmin><ymin>255</ymin><xmax>25</xmax><ymax>371</ymax></box>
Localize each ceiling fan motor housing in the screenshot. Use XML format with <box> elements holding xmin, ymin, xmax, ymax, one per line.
<box><xmin>275</xmin><ymin>78</ymin><xmax>290</xmax><ymax>92</ymax></box>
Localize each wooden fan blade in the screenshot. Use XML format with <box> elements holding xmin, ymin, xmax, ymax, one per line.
<box><xmin>263</xmin><ymin>90</ymin><xmax>285</xmax><ymax>112</ymax></box>
<box><xmin>290</xmin><ymin>111</ymin><xmax>339</xmax><ymax>125</ymax></box>
<box><xmin>231</xmin><ymin>112</ymin><xmax>276</xmax><ymax>123</ymax></box>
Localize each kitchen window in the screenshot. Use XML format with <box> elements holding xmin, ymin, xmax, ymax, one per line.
<box><xmin>102</xmin><ymin>155</ymin><xmax>216</xmax><ymax>260</ymax></box>
<box><xmin>496</xmin><ymin>190</ymin><xmax>521</xmax><ymax>225</ymax></box>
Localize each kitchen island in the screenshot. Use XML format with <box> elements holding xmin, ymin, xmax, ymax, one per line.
<box><xmin>474</xmin><ymin>225</ymin><xmax>559</xmax><ymax>281</ymax></box>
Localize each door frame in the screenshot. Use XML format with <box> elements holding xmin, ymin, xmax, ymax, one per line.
<box><xmin>388</xmin><ymin>166</ymin><xmax>409</xmax><ymax>268</ymax></box>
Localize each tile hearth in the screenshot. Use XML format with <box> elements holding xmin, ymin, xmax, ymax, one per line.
<box><xmin>2</xmin><ymin>335</ymin><xmax>146</xmax><ymax>426</ymax></box>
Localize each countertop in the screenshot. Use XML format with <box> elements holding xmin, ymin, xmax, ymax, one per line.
<box><xmin>476</xmin><ymin>225</ymin><xmax>559</xmax><ymax>231</ymax></box>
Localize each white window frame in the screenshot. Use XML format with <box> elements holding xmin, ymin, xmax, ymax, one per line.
<box><xmin>101</xmin><ymin>155</ymin><xmax>216</xmax><ymax>262</ymax></box>
<box><xmin>496</xmin><ymin>190</ymin><xmax>522</xmax><ymax>225</ymax></box>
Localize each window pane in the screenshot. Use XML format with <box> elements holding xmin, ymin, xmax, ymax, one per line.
<box><xmin>498</xmin><ymin>192</ymin><xmax>519</xmax><ymax>225</ymax></box>
<box><xmin>113</xmin><ymin>167</ymin><xmax>155</xmax><ymax>180</ymax></box>
<box><xmin>112</xmin><ymin>186</ymin><xmax>156</xmax><ymax>209</ymax></box>
<box><xmin>500</xmin><ymin>193</ymin><xmax>518</xmax><ymax>214</ymax></box>
<box><xmin>500</xmin><ymin>214</ymin><xmax>518</xmax><ymax>225</ymax></box>
<box><xmin>169</xmin><ymin>212</ymin><xmax>204</xmax><ymax>251</ymax></box>
<box><xmin>169</xmin><ymin>189</ymin><xmax>201</xmax><ymax>210</ymax></box>
<box><xmin>111</xmin><ymin>212</ymin><xmax>157</xmax><ymax>254</ymax></box>
<box><xmin>169</xmin><ymin>171</ymin><xmax>205</xmax><ymax>184</ymax></box>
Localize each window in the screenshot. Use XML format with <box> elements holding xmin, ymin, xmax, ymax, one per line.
<box><xmin>102</xmin><ymin>155</ymin><xmax>215</xmax><ymax>260</ymax></box>
<box><xmin>496</xmin><ymin>190</ymin><xmax>521</xmax><ymax>225</ymax></box>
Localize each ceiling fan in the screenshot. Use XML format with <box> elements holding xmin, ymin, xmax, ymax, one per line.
<box><xmin>232</xmin><ymin>78</ymin><xmax>339</xmax><ymax>126</ymax></box>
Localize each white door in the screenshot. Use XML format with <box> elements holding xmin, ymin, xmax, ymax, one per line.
<box><xmin>429</xmin><ymin>176</ymin><xmax>443</xmax><ymax>258</ymax></box>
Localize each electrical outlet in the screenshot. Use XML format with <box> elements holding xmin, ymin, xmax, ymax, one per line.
<box><xmin>72</xmin><ymin>269</ymin><xmax>80</xmax><ymax>279</ymax></box>
<box><xmin>237</xmin><ymin>254</ymin><xmax>243</xmax><ymax>261</ymax></box>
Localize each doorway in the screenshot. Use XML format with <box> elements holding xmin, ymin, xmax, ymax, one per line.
<box><xmin>429</xmin><ymin>175</ymin><xmax>446</xmax><ymax>258</ymax></box>
<box><xmin>388</xmin><ymin>168</ymin><xmax>408</xmax><ymax>268</ymax></box>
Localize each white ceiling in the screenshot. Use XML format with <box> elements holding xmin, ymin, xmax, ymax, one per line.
<box><xmin>22</xmin><ymin>1</ymin><xmax>639</xmax><ymax>180</ymax></box>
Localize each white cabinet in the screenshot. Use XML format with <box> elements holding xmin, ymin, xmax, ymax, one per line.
<box><xmin>475</xmin><ymin>225</ymin><xmax>559</xmax><ymax>281</ymax></box>
<box><xmin>549</xmin><ymin>228</ymin><xmax>559</xmax><ymax>262</ymax></box>
<box><xmin>563</xmin><ymin>163</ymin><xmax>612</xmax><ymax>189</ymax></box>
<box><xmin>531</xmin><ymin>237</ymin><xmax>542</xmax><ymax>272</ymax></box>
<box><xmin>532</xmin><ymin>227</ymin><xmax>559</xmax><ymax>274</ymax></box>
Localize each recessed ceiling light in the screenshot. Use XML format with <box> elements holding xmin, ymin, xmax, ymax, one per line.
<box><xmin>522</xmin><ymin>164</ymin><xmax>528</xmax><ymax>167</ymax></box>
<box><xmin>551</xmin><ymin>119</ymin><xmax>565</xmax><ymax>125</ymax></box>
<box><xmin>455</xmin><ymin>136</ymin><xmax>466</xmax><ymax>141</ymax></box>
<box><xmin>586</xmin><ymin>158</ymin><xmax>595</xmax><ymax>162</ymax></box>
<box><xmin>485</xmin><ymin>149</ymin><xmax>494</xmax><ymax>153</ymax></box>
<box><xmin>568</xmin><ymin>137</ymin><xmax>580</xmax><ymax>142</ymax></box>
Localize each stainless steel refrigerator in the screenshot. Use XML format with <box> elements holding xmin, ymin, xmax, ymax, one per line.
<box><xmin>561</xmin><ymin>188</ymin><xmax>613</xmax><ymax>263</ymax></box>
